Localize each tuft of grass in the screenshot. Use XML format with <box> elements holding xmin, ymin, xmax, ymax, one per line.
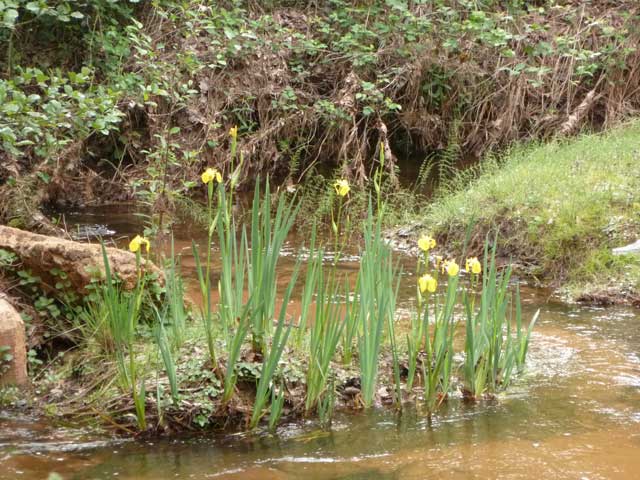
<box><xmin>304</xmin><ymin>257</ymin><xmax>346</xmax><ymax>413</ymax></box>
<box><xmin>248</xmin><ymin>180</ymin><xmax>299</xmax><ymax>352</ymax></box>
<box><xmin>462</xmin><ymin>240</ymin><xmax>538</xmax><ymax>398</ymax></box>
<box><xmin>90</xmin><ymin>243</ymin><xmax>148</xmax><ymax>430</ymax></box>
<box><xmin>357</xmin><ymin>200</ymin><xmax>399</xmax><ymax>408</ymax></box>
<box><xmin>164</xmin><ymin>237</ymin><xmax>188</xmax><ymax>350</ymax></box>
<box><xmin>249</xmin><ymin>262</ymin><xmax>300</xmax><ymax>429</ymax></box>
<box><xmin>418</xmin><ymin>121</ymin><xmax>640</xmax><ymax>298</ymax></box>
<box><xmin>421</xmin><ymin>273</ymin><xmax>458</xmax><ymax>413</ymax></box>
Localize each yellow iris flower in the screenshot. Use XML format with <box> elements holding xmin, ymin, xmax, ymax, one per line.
<box><xmin>229</xmin><ymin>125</ymin><xmax>238</xmax><ymax>139</ymax></box>
<box><xmin>201</xmin><ymin>167</ymin><xmax>222</xmax><ymax>184</ymax></box>
<box><xmin>129</xmin><ymin>234</ymin><xmax>150</xmax><ymax>254</ymax></box>
<box><xmin>418</xmin><ymin>234</ymin><xmax>436</xmax><ymax>252</ymax></box>
<box><xmin>465</xmin><ymin>257</ymin><xmax>482</xmax><ymax>275</ymax></box>
<box><xmin>443</xmin><ymin>259</ymin><xmax>459</xmax><ymax>277</ymax></box>
<box><xmin>418</xmin><ymin>274</ymin><xmax>437</xmax><ymax>293</ymax></box>
<box><xmin>334</xmin><ymin>179</ymin><xmax>350</xmax><ymax>197</ymax></box>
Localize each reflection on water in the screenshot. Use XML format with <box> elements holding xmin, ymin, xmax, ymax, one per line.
<box><xmin>1</xmin><ymin>206</ymin><xmax>639</xmax><ymax>479</ymax></box>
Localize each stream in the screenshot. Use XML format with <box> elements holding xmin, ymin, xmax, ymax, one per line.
<box><xmin>1</xmin><ymin>205</ymin><xmax>639</xmax><ymax>479</ymax></box>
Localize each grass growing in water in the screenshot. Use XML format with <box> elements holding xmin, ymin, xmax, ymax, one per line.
<box><xmin>70</xmin><ymin>133</ymin><xmax>540</xmax><ymax>432</ymax></box>
<box><xmin>462</xmin><ymin>241</ymin><xmax>540</xmax><ymax>398</ymax></box>
<box><xmin>249</xmin><ymin>263</ymin><xmax>299</xmax><ymax>429</ymax></box>
<box><xmin>357</xmin><ymin>200</ymin><xmax>398</xmax><ymax>408</ymax></box>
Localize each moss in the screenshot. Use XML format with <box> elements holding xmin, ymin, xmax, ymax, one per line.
<box><xmin>414</xmin><ymin>121</ymin><xmax>640</xmax><ymax>302</ymax></box>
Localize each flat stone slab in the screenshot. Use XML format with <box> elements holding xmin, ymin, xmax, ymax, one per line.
<box><xmin>0</xmin><ymin>298</ymin><xmax>28</xmax><ymax>387</ymax></box>
<box><xmin>0</xmin><ymin>225</ymin><xmax>161</xmax><ymax>292</ymax></box>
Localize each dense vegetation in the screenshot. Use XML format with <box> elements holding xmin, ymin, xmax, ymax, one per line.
<box><xmin>1</xmin><ymin>0</ymin><xmax>639</xmax><ymax>230</ymax></box>
<box><xmin>1</xmin><ymin>0</ymin><xmax>638</xmax><ymax>436</ymax></box>
<box><xmin>0</xmin><ymin>148</ymin><xmax>537</xmax><ymax>432</ymax></box>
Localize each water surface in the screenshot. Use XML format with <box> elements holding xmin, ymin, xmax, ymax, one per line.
<box><xmin>2</xmin><ymin>206</ymin><xmax>639</xmax><ymax>479</ymax></box>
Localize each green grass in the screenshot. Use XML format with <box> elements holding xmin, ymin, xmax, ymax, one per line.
<box><xmin>419</xmin><ymin>121</ymin><xmax>640</xmax><ymax>299</ymax></box>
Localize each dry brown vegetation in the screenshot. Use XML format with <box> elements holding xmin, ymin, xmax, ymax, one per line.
<box><xmin>1</xmin><ymin>1</ymin><xmax>640</xmax><ymax>225</ymax></box>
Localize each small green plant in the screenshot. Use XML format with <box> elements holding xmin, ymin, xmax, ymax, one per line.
<box><xmin>305</xmin><ymin>260</ymin><xmax>346</xmax><ymax>413</ymax></box>
<box><xmin>421</xmin><ymin>273</ymin><xmax>458</xmax><ymax>413</ymax></box>
<box><xmin>247</xmin><ymin>180</ymin><xmax>299</xmax><ymax>352</ymax></box>
<box><xmin>405</xmin><ymin>311</ymin><xmax>423</xmax><ymax>391</ymax></box>
<box><xmin>164</xmin><ymin>237</ymin><xmax>188</xmax><ymax>350</ymax></box>
<box><xmin>192</xmin><ymin>168</ymin><xmax>223</xmax><ymax>368</ymax></box>
<box><xmin>0</xmin><ymin>346</ymin><xmax>13</xmax><ymax>376</ymax></box>
<box><xmin>89</xmin><ymin>241</ymin><xmax>150</xmax><ymax>430</ymax></box>
<box><xmin>249</xmin><ymin>263</ymin><xmax>299</xmax><ymax>429</ymax></box>
<box><xmin>357</xmin><ymin>200</ymin><xmax>398</xmax><ymax>408</ymax></box>
<box><xmin>268</xmin><ymin>383</ymin><xmax>286</xmax><ymax>432</ymax></box>
<box><xmin>514</xmin><ymin>286</ymin><xmax>539</xmax><ymax>373</ymax></box>
<box><xmin>153</xmin><ymin>307</ymin><xmax>179</xmax><ymax>404</ymax></box>
<box><xmin>462</xmin><ymin>239</ymin><xmax>539</xmax><ymax>398</ymax></box>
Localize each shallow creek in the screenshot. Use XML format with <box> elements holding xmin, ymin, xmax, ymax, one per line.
<box><xmin>1</xmin><ymin>205</ymin><xmax>639</xmax><ymax>479</ymax></box>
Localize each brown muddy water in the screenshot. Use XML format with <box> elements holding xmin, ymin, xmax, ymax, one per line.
<box><xmin>1</xmin><ymin>205</ymin><xmax>640</xmax><ymax>479</ymax></box>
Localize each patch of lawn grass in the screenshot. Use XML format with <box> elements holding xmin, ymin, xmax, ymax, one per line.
<box><xmin>418</xmin><ymin>121</ymin><xmax>640</xmax><ymax>299</ymax></box>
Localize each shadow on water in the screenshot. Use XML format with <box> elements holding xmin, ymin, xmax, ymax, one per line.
<box><xmin>2</xmin><ymin>205</ymin><xmax>639</xmax><ymax>479</ymax></box>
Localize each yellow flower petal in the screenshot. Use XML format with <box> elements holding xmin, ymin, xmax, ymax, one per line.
<box><xmin>444</xmin><ymin>260</ymin><xmax>459</xmax><ymax>277</ymax></box>
<box><xmin>418</xmin><ymin>234</ymin><xmax>436</xmax><ymax>252</ymax></box>
<box><xmin>129</xmin><ymin>235</ymin><xmax>150</xmax><ymax>254</ymax></box>
<box><xmin>418</xmin><ymin>274</ymin><xmax>437</xmax><ymax>293</ymax></box>
<box><xmin>334</xmin><ymin>179</ymin><xmax>350</xmax><ymax>197</ymax></box>
<box><xmin>129</xmin><ymin>235</ymin><xmax>142</xmax><ymax>253</ymax></box>
<box><xmin>466</xmin><ymin>257</ymin><xmax>481</xmax><ymax>275</ymax></box>
<box><xmin>202</xmin><ymin>167</ymin><xmax>222</xmax><ymax>184</ymax></box>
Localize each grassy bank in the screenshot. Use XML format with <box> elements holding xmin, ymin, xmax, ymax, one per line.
<box><xmin>415</xmin><ymin>121</ymin><xmax>640</xmax><ymax>304</ymax></box>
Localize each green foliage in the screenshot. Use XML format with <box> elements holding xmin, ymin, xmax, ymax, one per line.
<box><xmin>247</xmin><ymin>180</ymin><xmax>299</xmax><ymax>351</ymax></box>
<box><xmin>0</xmin><ymin>345</ymin><xmax>13</xmax><ymax>376</ymax></box>
<box><xmin>163</xmin><ymin>238</ymin><xmax>188</xmax><ymax>350</ymax></box>
<box><xmin>4</xmin><ymin>0</ymin><xmax>636</xmax><ymax>211</ymax></box>
<box><xmin>421</xmin><ymin>273</ymin><xmax>458</xmax><ymax>412</ymax></box>
<box><xmin>0</xmin><ymin>67</ymin><xmax>123</xmax><ymax>157</ymax></box>
<box><xmin>462</xmin><ymin>240</ymin><xmax>539</xmax><ymax>397</ymax></box>
<box><xmin>153</xmin><ymin>308</ymin><xmax>179</xmax><ymax>403</ymax></box>
<box><xmin>356</xmin><ymin>200</ymin><xmax>398</xmax><ymax>408</ymax></box>
<box><xmin>0</xmin><ymin>248</ymin><xmax>17</xmax><ymax>267</ymax></box>
<box><xmin>84</xmin><ymin>243</ymin><xmax>149</xmax><ymax>429</ymax></box>
<box><xmin>249</xmin><ymin>264</ymin><xmax>299</xmax><ymax>429</ymax></box>
<box><xmin>304</xmin><ymin>252</ymin><xmax>347</xmax><ymax>413</ymax></box>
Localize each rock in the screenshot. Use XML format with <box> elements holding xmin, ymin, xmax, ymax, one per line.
<box><xmin>0</xmin><ymin>226</ymin><xmax>161</xmax><ymax>292</ymax></box>
<box><xmin>0</xmin><ymin>298</ymin><xmax>28</xmax><ymax>387</ymax></box>
<box><xmin>612</xmin><ymin>240</ymin><xmax>640</xmax><ymax>256</ymax></box>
